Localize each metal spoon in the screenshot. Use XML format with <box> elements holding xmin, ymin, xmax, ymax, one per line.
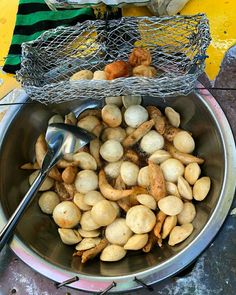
<box><xmin>0</xmin><ymin>123</ymin><xmax>94</xmax><ymax>251</ymax></box>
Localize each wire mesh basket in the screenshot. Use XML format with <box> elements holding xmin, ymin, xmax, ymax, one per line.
<box><xmin>17</xmin><ymin>14</ymin><xmax>211</xmax><ymax>104</ymax></box>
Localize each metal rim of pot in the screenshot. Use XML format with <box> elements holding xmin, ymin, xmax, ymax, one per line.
<box><xmin>0</xmin><ymin>84</ymin><xmax>235</xmax><ymax>293</ymax></box>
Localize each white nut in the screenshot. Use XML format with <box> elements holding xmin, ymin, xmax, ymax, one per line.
<box><xmin>160</xmin><ymin>158</ymin><xmax>184</xmax><ymax>182</ymax></box>
<box><xmin>104</xmin><ymin>161</ymin><xmax>122</xmax><ymax>179</ymax></box>
<box><xmin>93</xmin><ymin>70</ymin><xmax>107</xmax><ymax>80</ymax></box>
<box><xmin>136</xmin><ymin>194</ymin><xmax>157</xmax><ymax>210</ymax></box>
<box><xmin>158</xmin><ymin>195</ymin><xmax>184</xmax><ymax>216</ymax></box>
<box><xmin>177</xmin><ymin>202</ymin><xmax>196</xmax><ymax>225</ymax></box>
<box><xmin>77</xmin><ymin>115</ymin><xmax>100</xmax><ymax>132</ymax></box>
<box><xmin>173</xmin><ymin>131</ymin><xmax>195</xmax><ymax>154</ymax></box>
<box><xmin>100</xmin><ymin>245</ymin><xmax>126</xmax><ymax>262</ymax></box>
<box><xmin>53</xmin><ymin>201</ymin><xmax>81</xmax><ymax>228</ymax></box>
<box><xmin>110</xmin><ymin>201</ymin><xmax>120</xmax><ymax>217</ymax></box>
<box><xmin>29</xmin><ymin>170</ymin><xmax>54</xmax><ymax>191</ymax></box>
<box><xmin>165</xmin><ymin>107</ymin><xmax>180</xmax><ymax>128</ymax></box>
<box><xmin>149</xmin><ymin>150</ymin><xmax>171</xmax><ymax>164</ymax></box>
<box><xmin>91</xmin><ymin>200</ymin><xmax>117</xmax><ymax>226</ymax></box>
<box><xmin>105</xmin><ymin>96</ymin><xmax>123</xmax><ymax>107</ymax></box>
<box><xmin>168</xmin><ymin>223</ymin><xmax>194</xmax><ymax>246</ymax></box>
<box><xmin>73</xmin><ymin>193</ymin><xmax>92</xmax><ymax>211</ymax></box>
<box><xmin>140</xmin><ymin>130</ymin><xmax>164</xmax><ymax>154</ymax></box>
<box><xmin>100</xmin><ymin>140</ymin><xmax>124</xmax><ymax>162</ymax></box>
<box><xmin>126</xmin><ymin>205</ymin><xmax>156</xmax><ymax>234</ymax></box>
<box><xmin>70</xmin><ymin>70</ymin><xmax>93</xmax><ymax>80</ymax></box>
<box><xmin>80</xmin><ymin>210</ymin><xmax>100</xmax><ymax>230</ymax></box>
<box><xmin>193</xmin><ymin>176</ymin><xmax>211</xmax><ymax>201</ymax></box>
<box><xmin>72</xmin><ymin>152</ymin><xmax>97</xmax><ymax>170</ymax></box>
<box><xmin>122</xmin><ymin>95</ymin><xmax>142</xmax><ymax>108</ymax></box>
<box><xmin>38</xmin><ymin>191</ymin><xmax>60</xmax><ymax>214</ymax></box>
<box><xmin>75</xmin><ymin>237</ymin><xmax>101</xmax><ymax>251</ymax></box>
<box><xmin>184</xmin><ymin>163</ymin><xmax>201</xmax><ymax>185</ymax></box>
<box><xmin>101</xmin><ymin>104</ymin><xmax>122</xmax><ymax>127</ymax></box>
<box><xmin>83</xmin><ymin>191</ymin><xmax>105</xmax><ymax>206</ymax></box>
<box><xmin>105</xmin><ymin>218</ymin><xmax>133</xmax><ymax>246</ymax></box>
<box><xmin>75</xmin><ymin>170</ymin><xmax>98</xmax><ymax>194</ymax></box>
<box><xmin>58</xmin><ymin>228</ymin><xmax>82</xmax><ymax>245</ymax></box>
<box><xmin>166</xmin><ymin>182</ymin><xmax>180</xmax><ymax>198</ymax></box>
<box><xmin>101</xmin><ymin>127</ymin><xmax>126</xmax><ymax>142</ymax></box>
<box><xmin>177</xmin><ymin>176</ymin><xmax>193</xmax><ymax>200</ymax></box>
<box><xmin>48</xmin><ymin>114</ymin><xmax>64</xmax><ymax>125</ymax></box>
<box><xmin>162</xmin><ymin>216</ymin><xmax>177</xmax><ymax>239</ymax></box>
<box><xmin>124</xmin><ymin>105</ymin><xmax>148</xmax><ymax>128</ymax></box>
<box><xmin>124</xmin><ymin>234</ymin><xmax>148</xmax><ymax>250</ymax></box>
<box><xmin>78</xmin><ymin>228</ymin><xmax>100</xmax><ymax>238</ymax></box>
<box><xmin>120</xmin><ymin>161</ymin><xmax>139</xmax><ymax>186</ymax></box>
<box><xmin>137</xmin><ymin>166</ymin><xmax>150</xmax><ymax>188</ymax></box>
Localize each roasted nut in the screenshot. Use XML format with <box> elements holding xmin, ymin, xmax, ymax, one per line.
<box><xmin>80</xmin><ymin>238</ymin><xmax>108</xmax><ymax>263</ymax></box>
<box><xmin>124</xmin><ymin>105</ymin><xmax>149</xmax><ymax>128</ymax></box>
<box><xmin>124</xmin><ymin>149</ymin><xmax>140</xmax><ymax>166</ymax></box>
<box><xmin>133</xmin><ymin>65</ymin><xmax>157</xmax><ymax>78</ymax></box>
<box><xmin>101</xmin><ymin>104</ymin><xmax>122</xmax><ymax>127</ymax></box>
<box><xmin>177</xmin><ymin>176</ymin><xmax>193</xmax><ymax>200</ymax></box>
<box><xmin>153</xmin><ymin>211</ymin><xmax>166</xmax><ymax>238</ymax></box>
<box><xmin>93</xmin><ymin>70</ymin><xmax>107</xmax><ymax>80</ymax></box>
<box><xmin>137</xmin><ymin>166</ymin><xmax>150</xmax><ymax>188</ymax></box>
<box><xmin>100</xmin><ymin>244</ymin><xmax>126</xmax><ymax>262</ymax></box>
<box><xmin>136</xmin><ymin>194</ymin><xmax>157</xmax><ymax>210</ymax></box>
<box><xmin>62</xmin><ymin>166</ymin><xmax>78</xmax><ymax>184</ymax></box>
<box><xmin>126</xmin><ymin>126</ymin><xmax>136</xmax><ymax>135</ymax></box>
<box><xmin>148</xmin><ymin>161</ymin><xmax>166</xmax><ymax>202</ymax></box>
<box><xmin>80</xmin><ymin>210</ymin><xmax>100</xmax><ymax>231</ymax></box>
<box><xmin>126</xmin><ymin>205</ymin><xmax>156</xmax><ymax>234</ymax></box>
<box><xmin>21</xmin><ymin>162</ymin><xmax>40</xmax><ymax>170</ymax></box>
<box><xmin>105</xmin><ymin>218</ymin><xmax>133</xmax><ymax>246</ymax></box>
<box><xmin>101</xmin><ymin>127</ymin><xmax>126</xmax><ymax>142</ymax></box>
<box><xmin>120</xmin><ymin>161</ymin><xmax>139</xmax><ymax>186</ymax></box>
<box><xmin>53</xmin><ymin>201</ymin><xmax>81</xmax><ymax>228</ymax></box>
<box><xmin>38</xmin><ymin>191</ymin><xmax>60</xmax><ymax>214</ymax></box>
<box><xmin>149</xmin><ymin>150</ymin><xmax>171</xmax><ymax>164</ymax></box>
<box><xmin>58</xmin><ymin>228</ymin><xmax>82</xmax><ymax>245</ymax></box>
<box><xmin>173</xmin><ymin>131</ymin><xmax>195</xmax><ymax>154</ymax></box>
<box><xmin>75</xmin><ymin>237</ymin><xmax>101</xmax><ymax>251</ymax></box>
<box><xmin>166</xmin><ymin>182</ymin><xmax>181</xmax><ymax>198</ymax></box>
<box><xmin>84</xmin><ymin>191</ymin><xmax>105</xmax><ymax>206</ymax></box>
<box><xmin>146</xmin><ymin>106</ymin><xmax>166</xmax><ymax>135</ymax></box>
<box><xmin>75</xmin><ymin>170</ymin><xmax>98</xmax><ymax>194</ymax></box>
<box><xmin>78</xmin><ymin>228</ymin><xmax>100</xmax><ymax>238</ymax></box>
<box><xmin>177</xmin><ymin>202</ymin><xmax>196</xmax><ymax>225</ymax></box>
<box><xmin>124</xmin><ymin>234</ymin><xmax>148</xmax><ymax>250</ymax></box>
<box><xmin>140</xmin><ymin>130</ymin><xmax>164</xmax><ymax>154</ymax></box>
<box><xmin>77</xmin><ymin>115</ymin><xmax>100</xmax><ymax>133</ymax></box>
<box><xmin>158</xmin><ymin>195</ymin><xmax>184</xmax><ymax>216</ymax></box>
<box><xmin>160</xmin><ymin>158</ymin><xmax>184</xmax><ymax>182</ymax></box>
<box><xmin>104</xmin><ymin>161</ymin><xmax>122</xmax><ymax>179</ymax></box>
<box><xmin>105</xmin><ymin>96</ymin><xmax>123</xmax><ymax>107</ymax></box>
<box><xmin>100</xmin><ymin>140</ymin><xmax>124</xmax><ymax>162</ymax></box>
<box><xmin>70</xmin><ymin>70</ymin><xmax>93</xmax><ymax>80</ymax></box>
<box><xmin>184</xmin><ymin>163</ymin><xmax>201</xmax><ymax>185</ymax></box>
<box><xmin>73</xmin><ymin>192</ymin><xmax>92</xmax><ymax>211</ymax></box>
<box><xmin>129</xmin><ymin>47</ymin><xmax>152</xmax><ymax>67</ymax></box>
<box><xmin>162</xmin><ymin>216</ymin><xmax>177</xmax><ymax>239</ymax></box>
<box><xmin>29</xmin><ymin>170</ymin><xmax>54</xmax><ymax>191</ymax></box>
<box><xmin>72</xmin><ymin>152</ymin><xmax>97</xmax><ymax>170</ymax></box>
<box><xmin>193</xmin><ymin>176</ymin><xmax>211</xmax><ymax>201</ymax></box>
<box><xmin>122</xmin><ymin>95</ymin><xmax>142</xmax><ymax>108</ymax></box>
<box><xmin>168</xmin><ymin>223</ymin><xmax>194</xmax><ymax>246</ymax></box>
<box><xmin>104</xmin><ymin>60</ymin><xmax>130</xmax><ymax>80</ymax></box>
<box><xmin>64</xmin><ymin>112</ymin><xmax>77</xmax><ymax>126</ymax></box>
<box><xmin>91</xmin><ymin>200</ymin><xmax>117</xmax><ymax>226</ymax></box>
<box><xmin>165</xmin><ymin>107</ymin><xmax>180</xmax><ymax>128</ymax></box>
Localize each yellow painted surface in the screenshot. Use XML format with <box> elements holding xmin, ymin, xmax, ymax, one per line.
<box><xmin>0</xmin><ymin>0</ymin><xmax>236</xmax><ymax>99</ymax></box>
<box><xmin>0</xmin><ymin>0</ymin><xmax>20</xmax><ymax>98</ymax></box>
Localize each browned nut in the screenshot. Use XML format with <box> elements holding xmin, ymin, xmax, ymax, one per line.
<box><xmin>129</xmin><ymin>47</ymin><xmax>152</xmax><ymax>67</ymax></box>
<box><xmin>133</xmin><ymin>65</ymin><xmax>157</xmax><ymax>78</ymax></box>
<box><xmin>62</xmin><ymin>166</ymin><xmax>78</xmax><ymax>184</ymax></box>
<box><xmin>104</xmin><ymin>61</ymin><xmax>130</xmax><ymax>80</ymax></box>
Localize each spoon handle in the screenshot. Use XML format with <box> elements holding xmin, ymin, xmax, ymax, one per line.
<box><xmin>0</xmin><ymin>171</ymin><xmax>47</xmax><ymax>251</ymax></box>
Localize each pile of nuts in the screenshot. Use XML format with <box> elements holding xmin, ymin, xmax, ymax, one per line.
<box><xmin>70</xmin><ymin>47</ymin><xmax>157</xmax><ymax>81</ymax></box>
<box><xmin>21</xmin><ymin>95</ymin><xmax>211</xmax><ymax>263</ymax></box>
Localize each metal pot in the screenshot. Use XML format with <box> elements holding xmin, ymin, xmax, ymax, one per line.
<box><xmin>0</xmin><ymin>85</ymin><xmax>235</xmax><ymax>293</ymax></box>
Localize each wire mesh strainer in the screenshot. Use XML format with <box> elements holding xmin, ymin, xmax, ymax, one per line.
<box><xmin>16</xmin><ymin>14</ymin><xmax>211</xmax><ymax>104</ymax></box>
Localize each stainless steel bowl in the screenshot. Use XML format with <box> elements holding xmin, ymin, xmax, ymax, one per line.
<box><xmin>0</xmin><ymin>85</ymin><xmax>235</xmax><ymax>293</ymax></box>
